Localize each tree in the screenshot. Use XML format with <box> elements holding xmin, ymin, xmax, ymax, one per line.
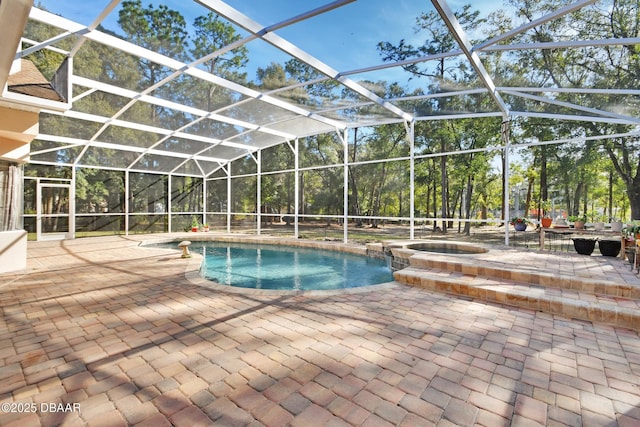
<box><xmin>505</xmin><ymin>0</ymin><xmax>640</xmax><ymax>219</ymax></box>
<box><xmin>118</xmin><ymin>0</ymin><xmax>188</xmax><ymax>129</ymax></box>
<box><xmin>378</xmin><ymin>4</ymin><xmax>488</xmax><ymax>231</ymax></box>
<box><xmin>190</xmin><ymin>12</ymin><xmax>248</xmax><ymax>111</ymax></box>
<box><xmin>118</xmin><ymin>0</ymin><xmax>188</xmax><ymax>84</ymax></box>
<box><xmin>603</xmin><ymin>135</ymin><xmax>640</xmax><ymax>219</ymax></box>
<box><xmin>377</xmin><ymin>5</ymin><xmax>484</xmax><ymax>80</ymax></box>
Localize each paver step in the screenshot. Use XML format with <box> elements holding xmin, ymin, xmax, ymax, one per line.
<box><xmin>394</xmin><ymin>266</ymin><xmax>640</xmax><ymax>330</ymax></box>
<box><xmin>407</xmin><ymin>255</ymin><xmax>640</xmax><ymax>299</ymax></box>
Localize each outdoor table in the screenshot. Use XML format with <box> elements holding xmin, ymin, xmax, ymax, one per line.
<box><xmin>511</xmin><ymin>227</ymin><xmax>532</xmax><ymax>248</ymax></box>
<box><xmin>539</xmin><ymin>227</ymin><xmax>625</xmax><ymax>258</ymax></box>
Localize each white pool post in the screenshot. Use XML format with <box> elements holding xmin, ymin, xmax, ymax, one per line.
<box><xmin>255</xmin><ymin>151</ymin><xmax>261</xmax><ymax>236</ymax></box>
<box><xmin>342</xmin><ymin>128</ymin><xmax>349</xmax><ymax>244</ymax></box>
<box><xmin>408</xmin><ymin>120</ymin><xmax>415</xmax><ymax>240</ymax></box>
<box><xmin>294</xmin><ymin>138</ymin><xmax>299</xmax><ymax>239</ymax></box>
<box><xmin>178</xmin><ymin>240</ymin><xmax>192</xmax><ymax>258</ymax></box>
<box><xmin>503</xmin><ymin>118</ymin><xmax>511</xmax><ymax>246</ymax></box>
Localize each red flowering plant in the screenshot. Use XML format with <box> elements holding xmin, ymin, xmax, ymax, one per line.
<box><xmin>509</xmin><ymin>216</ymin><xmax>530</xmax><ymax>225</ymax></box>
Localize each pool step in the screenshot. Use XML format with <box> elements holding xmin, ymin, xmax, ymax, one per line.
<box><xmin>394</xmin><ymin>267</ymin><xmax>640</xmax><ymax>330</ymax></box>
<box><xmin>407</xmin><ymin>255</ymin><xmax>640</xmax><ymax>299</ymax></box>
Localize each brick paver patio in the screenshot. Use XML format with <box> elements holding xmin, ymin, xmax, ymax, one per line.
<box><xmin>1</xmin><ymin>235</ymin><xmax>639</xmax><ymax>426</ymax></box>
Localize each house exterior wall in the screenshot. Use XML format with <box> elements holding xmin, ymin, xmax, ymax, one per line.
<box><xmin>0</xmin><ymin>229</ymin><xmax>27</xmax><ymax>273</ymax></box>
<box><xmin>0</xmin><ymin>106</ymin><xmax>34</xmax><ymax>273</ymax></box>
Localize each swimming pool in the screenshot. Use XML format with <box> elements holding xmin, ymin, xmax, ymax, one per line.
<box><xmin>174</xmin><ymin>241</ymin><xmax>392</xmax><ymax>291</ymax></box>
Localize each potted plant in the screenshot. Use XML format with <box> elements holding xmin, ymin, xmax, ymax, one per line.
<box><xmin>593</xmin><ymin>214</ymin><xmax>606</xmax><ymax>231</ymax></box>
<box><xmin>624</xmin><ymin>223</ymin><xmax>640</xmax><ymax>240</ymax></box>
<box><xmin>540</xmin><ymin>200</ymin><xmax>552</xmax><ymax>228</ymax></box>
<box><xmin>572</xmin><ymin>237</ymin><xmax>596</xmax><ymax>255</ymax></box>
<box><xmin>610</xmin><ymin>218</ymin><xmax>623</xmax><ymax>232</ymax></box>
<box><xmin>568</xmin><ymin>214</ymin><xmax>586</xmax><ymax>230</ymax></box>
<box><xmin>191</xmin><ymin>216</ymin><xmax>199</xmax><ymax>232</ymax></box>
<box><xmin>202</xmin><ymin>223</ymin><xmax>209</xmax><ymax>232</ymax></box>
<box><xmin>598</xmin><ymin>239</ymin><xmax>621</xmax><ymax>257</ymax></box>
<box><xmin>510</xmin><ymin>216</ymin><xmax>530</xmax><ymax>231</ymax></box>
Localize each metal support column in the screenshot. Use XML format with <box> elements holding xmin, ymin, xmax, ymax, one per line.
<box><xmin>226</xmin><ymin>167</ymin><xmax>231</xmax><ymax>233</ymax></box>
<box><xmin>167</xmin><ymin>174</ymin><xmax>172</xmax><ymax>233</ymax></box>
<box><xmin>294</xmin><ymin>138</ymin><xmax>299</xmax><ymax>239</ymax></box>
<box><xmin>70</xmin><ymin>167</ymin><xmax>76</xmax><ymax>239</ymax></box>
<box><xmin>408</xmin><ymin>121</ymin><xmax>415</xmax><ymax>240</ymax></box>
<box><xmin>343</xmin><ymin>128</ymin><xmax>349</xmax><ymax>243</ymax></box>
<box><xmin>125</xmin><ymin>170</ymin><xmax>129</xmax><ymax>236</ymax></box>
<box><xmin>502</xmin><ymin>119</ymin><xmax>511</xmax><ymax>246</ymax></box>
<box><xmin>256</xmin><ymin>150</ymin><xmax>261</xmax><ymax>235</ymax></box>
<box><xmin>203</xmin><ymin>177</ymin><xmax>207</xmax><ymax>230</ymax></box>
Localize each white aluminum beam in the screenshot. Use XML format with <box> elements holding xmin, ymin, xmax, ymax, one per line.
<box><xmin>486</xmin><ymin>37</ymin><xmax>640</xmax><ymax>53</ymax></box>
<box><xmin>511</xmin><ymin>111</ymin><xmax>640</xmax><ymax>125</ymax></box>
<box><xmin>503</xmin><ymin>90</ymin><xmax>640</xmax><ymax>125</ymax></box>
<box><xmin>341</xmin><ymin>35</ymin><xmax>638</xmax><ymax>81</ymax></box>
<box><xmin>18</xmin><ymin>31</ymin><xmax>79</xmax><ymax>59</ymax></box>
<box><xmin>43</xmin><ymin>108</ymin><xmax>252</xmax><ymax>152</ymax></box>
<box><xmin>512</xmin><ymin>130</ymin><xmax>640</xmax><ymax>149</ymax></box>
<box><xmin>432</xmin><ymin>0</ymin><xmax>509</xmax><ymax>118</ymax></box>
<box><xmin>474</xmin><ymin>0</ymin><xmax>598</xmax><ymax>51</ymax></box>
<box><xmin>35</xmin><ymin>133</ymin><xmax>228</xmax><ymax>163</ymax></box>
<box><xmin>71</xmin><ymin>76</ymin><xmax>294</xmax><ymax>140</ymax></box>
<box><xmin>30</xmin><ymin>7</ymin><xmax>345</xmax><ymax>133</ymax></box>
<box><xmin>198</xmin><ymin>0</ymin><xmax>413</xmax><ymax>123</ymax></box>
<box><xmin>498</xmin><ymin>87</ymin><xmax>640</xmax><ymax>96</ymax></box>
<box><xmin>69</xmin><ymin>0</ymin><xmax>121</xmax><ymax>57</ymax></box>
<box><xmin>19</xmin><ymin>37</ymin><xmax>68</xmax><ymax>56</ymax></box>
<box><xmin>340</xmin><ymin>1</ymin><xmax>598</xmax><ymax>79</ymax></box>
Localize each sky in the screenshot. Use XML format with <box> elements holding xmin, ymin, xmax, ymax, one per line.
<box><xmin>34</xmin><ymin>0</ymin><xmax>504</xmax><ymax>87</ymax></box>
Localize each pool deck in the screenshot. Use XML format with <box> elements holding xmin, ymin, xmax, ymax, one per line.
<box><xmin>1</xmin><ymin>234</ymin><xmax>639</xmax><ymax>426</ymax></box>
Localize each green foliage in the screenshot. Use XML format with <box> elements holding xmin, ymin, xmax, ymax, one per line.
<box><xmin>623</xmin><ymin>222</ymin><xmax>640</xmax><ymax>238</ymax></box>
<box><xmin>377</xmin><ymin>4</ymin><xmax>485</xmax><ymax>79</ymax></box>
<box><xmin>568</xmin><ymin>214</ymin><xmax>587</xmax><ymax>223</ymax></box>
<box><xmin>24</xmin><ymin>1</ymin><xmax>640</xmax><ymax>231</ymax></box>
<box><xmin>118</xmin><ymin>0</ymin><xmax>187</xmax><ymax>61</ymax></box>
<box><xmin>509</xmin><ymin>216</ymin><xmax>529</xmax><ymax>225</ymax></box>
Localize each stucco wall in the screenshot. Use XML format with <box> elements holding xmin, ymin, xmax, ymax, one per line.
<box><xmin>0</xmin><ymin>230</ymin><xmax>27</xmax><ymax>273</ymax></box>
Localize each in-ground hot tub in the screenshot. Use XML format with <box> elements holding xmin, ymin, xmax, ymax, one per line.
<box><xmin>403</xmin><ymin>241</ymin><xmax>489</xmax><ymax>255</ymax></box>
<box><xmin>383</xmin><ymin>240</ymin><xmax>490</xmax><ymax>270</ymax></box>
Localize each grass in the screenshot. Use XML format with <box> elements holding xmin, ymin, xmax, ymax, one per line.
<box><xmin>29</xmin><ymin>222</ymin><xmax>572</xmax><ymax>252</ymax></box>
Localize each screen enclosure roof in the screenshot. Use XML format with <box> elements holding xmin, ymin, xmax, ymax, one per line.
<box><xmin>12</xmin><ymin>0</ymin><xmax>640</xmax><ymax>177</ymax></box>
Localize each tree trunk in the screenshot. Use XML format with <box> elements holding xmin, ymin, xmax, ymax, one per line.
<box><xmin>628</xmin><ymin>185</ymin><xmax>640</xmax><ymax>220</ymax></box>
<box><xmin>440</xmin><ymin>146</ymin><xmax>448</xmax><ymax>233</ymax></box>
<box><xmin>563</xmin><ymin>184</ymin><xmax>572</xmax><ymax>216</ymax></box>
<box><xmin>605</xmin><ymin>141</ymin><xmax>640</xmax><ymax>219</ymax></box>
<box><xmin>540</xmin><ymin>145</ymin><xmax>548</xmax><ymax>202</ymax></box>
<box><xmin>372</xmin><ymin>163</ymin><xmax>389</xmax><ymax>228</ymax></box>
<box><xmin>425</xmin><ymin>186</ymin><xmax>431</xmax><ymax>224</ymax></box>
<box><xmin>500</xmin><ymin>151</ymin><xmax>506</xmax><ymax>224</ymax></box>
<box><xmin>349</xmin><ymin>128</ymin><xmax>362</xmax><ymax>225</ymax></box>
<box><xmin>582</xmin><ymin>182</ymin><xmax>588</xmax><ymax>217</ymax></box>
<box><xmin>572</xmin><ymin>181</ymin><xmax>583</xmax><ymax>216</ymax></box>
<box><xmin>525</xmin><ymin>175</ymin><xmax>534</xmax><ymax>217</ymax></box>
<box><xmin>299</xmin><ymin>172</ymin><xmax>304</xmax><ymax>221</ymax></box>
<box><xmin>449</xmin><ymin>188</ymin><xmax>460</xmax><ymax>229</ymax></box>
<box><xmin>433</xmin><ymin>161</ymin><xmax>438</xmax><ymax>231</ymax></box>
<box><xmin>463</xmin><ymin>176</ymin><xmax>473</xmax><ymax>235</ymax></box>
<box><xmin>537</xmin><ymin>145</ymin><xmax>548</xmax><ymax>222</ymax></box>
<box><xmin>608</xmin><ymin>170</ymin><xmax>613</xmax><ymax>221</ymax></box>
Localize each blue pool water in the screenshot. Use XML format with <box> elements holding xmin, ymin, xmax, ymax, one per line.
<box><xmin>175</xmin><ymin>241</ymin><xmax>392</xmax><ymax>291</ymax></box>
